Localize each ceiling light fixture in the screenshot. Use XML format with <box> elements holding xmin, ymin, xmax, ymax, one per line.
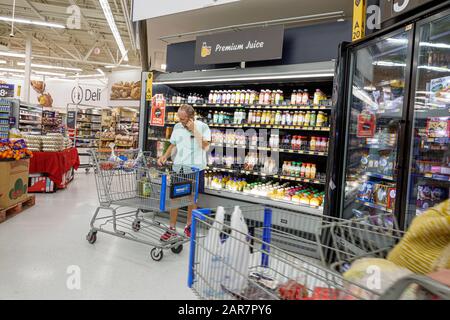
<box><xmin>33</xmin><ymin>70</ymin><xmax>66</xmax><ymax>77</ymax></box>
<box><xmin>96</xmin><ymin>68</ymin><xmax>105</xmax><ymax>76</ymax></box>
<box><xmin>17</xmin><ymin>62</ymin><xmax>82</xmax><ymax>72</ymax></box>
<box><xmin>67</xmin><ymin>74</ymin><xmax>106</xmax><ymax>79</ymax></box>
<box><xmin>0</xmin><ymin>51</ymin><xmax>26</xmax><ymax>58</ymax></box>
<box><xmin>153</xmin><ymin>73</ymin><xmax>334</xmax><ymax>85</ymax></box>
<box><xmin>0</xmin><ymin>16</ymin><xmax>65</xmax><ymax>29</ymax></box>
<box><xmin>0</xmin><ymin>59</ymin><xmax>6</xmax><ymax>64</ymax></box>
<box><xmin>0</xmin><ymin>67</ymin><xmax>24</xmax><ymax>73</ymax></box>
<box><xmin>98</xmin><ymin>0</ymin><xmax>128</xmax><ymax>62</ymax></box>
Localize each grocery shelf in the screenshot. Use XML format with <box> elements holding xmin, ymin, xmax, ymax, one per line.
<box><xmin>148</xmin><ymin>137</ymin><xmax>170</xmax><ymax>142</ymax></box>
<box><xmin>204</xmin><ymin>187</ymin><xmax>323</xmax><ymax>215</ymax></box>
<box><xmin>364</xmin><ymin>172</ymin><xmax>395</xmax><ymax>181</ymax></box>
<box><xmin>355</xmin><ymin>199</ymin><xmax>393</xmax><ymax>213</ymax></box>
<box><xmin>207</xmin><ymin>166</ymin><xmax>325</xmax><ymax>185</ymax></box>
<box><xmin>210</xmin><ymin>143</ymin><xmax>328</xmax><ymax>156</ymax></box>
<box><xmin>416</xmin><ymin>172</ymin><xmax>450</xmax><ymax>183</ymax></box>
<box><xmin>20</xmin><ymin>120</ymin><xmax>42</xmax><ymax>124</ymax></box>
<box><xmin>168</xmin><ymin>103</ymin><xmax>332</xmax><ymax>110</ymax></box>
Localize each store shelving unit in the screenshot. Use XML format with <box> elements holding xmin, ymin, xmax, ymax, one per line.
<box><xmin>0</xmin><ymin>99</ymin><xmax>12</xmax><ymax>139</ymax></box>
<box><xmin>145</xmin><ymin>62</ymin><xmax>335</xmax><ymax>216</ymax></box>
<box><xmin>42</xmin><ymin>109</ymin><xmax>64</xmax><ymax>134</ymax></box>
<box><xmin>18</xmin><ymin>102</ymin><xmax>42</xmax><ymax>135</ymax></box>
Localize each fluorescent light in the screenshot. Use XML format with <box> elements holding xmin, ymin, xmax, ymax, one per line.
<box><xmin>0</xmin><ymin>16</ymin><xmax>65</xmax><ymax>29</ymax></box>
<box><xmin>153</xmin><ymin>73</ymin><xmax>335</xmax><ymax>85</ymax></box>
<box><xmin>373</xmin><ymin>61</ymin><xmax>407</xmax><ymax>67</ymax></box>
<box><xmin>420</xmin><ymin>42</ymin><xmax>450</xmax><ymax>49</ymax></box>
<box><xmin>0</xmin><ymin>51</ymin><xmax>26</xmax><ymax>58</ymax></box>
<box><xmin>418</xmin><ymin>65</ymin><xmax>449</xmax><ymax>72</ymax></box>
<box><xmin>98</xmin><ymin>0</ymin><xmax>128</xmax><ymax>62</ymax></box>
<box><xmin>67</xmin><ymin>73</ymin><xmax>106</xmax><ymax>79</ymax></box>
<box><xmin>0</xmin><ymin>60</ymin><xmax>5</xmax><ymax>64</ymax></box>
<box><xmin>17</xmin><ymin>62</ymin><xmax>82</xmax><ymax>72</ymax></box>
<box><xmin>105</xmin><ymin>64</ymin><xmax>140</xmax><ymax>69</ymax></box>
<box><xmin>0</xmin><ymin>67</ymin><xmax>24</xmax><ymax>73</ymax></box>
<box><xmin>33</xmin><ymin>70</ymin><xmax>66</xmax><ymax>77</ymax></box>
<box><xmin>96</xmin><ymin>68</ymin><xmax>105</xmax><ymax>76</ymax></box>
<box><xmin>416</xmin><ymin>91</ymin><xmax>434</xmax><ymax>95</ymax></box>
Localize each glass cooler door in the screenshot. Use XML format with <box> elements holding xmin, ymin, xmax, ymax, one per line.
<box><xmin>341</xmin><ymin>29</ymin><xmax>412</xmax><ymax>225</ymax></box>
<box><xmin>404</xmin><ymin>12</ymin><xmax>450</xmax><ymax>228</ymax></box>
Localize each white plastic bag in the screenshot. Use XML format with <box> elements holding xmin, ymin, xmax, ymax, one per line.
<box><xmin>200</xmin><ymin>206</ymin><xmax>226</xmax><ymax>298</ymax></box>
<box><xmin>221</xmin><ymin>206</ymin><xmax>250</xmax><ymax>293</ymax></box>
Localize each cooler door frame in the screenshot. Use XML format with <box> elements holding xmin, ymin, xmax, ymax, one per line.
<box><xmin>399</xmin><ymin>7</ymin><xmax>450</xmax><ymax>229</ymax></box>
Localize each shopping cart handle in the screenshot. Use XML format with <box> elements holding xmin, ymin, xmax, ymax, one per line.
<box><xmin>379</xmin><ymin>274</ymin><xmax>450</xmax><ymax>300</ymax></box>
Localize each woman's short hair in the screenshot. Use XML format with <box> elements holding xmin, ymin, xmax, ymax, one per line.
<box><xmin>178</xmin><ymin>104</ymin><xmax>195</xmax><ymax>119</ymax></box>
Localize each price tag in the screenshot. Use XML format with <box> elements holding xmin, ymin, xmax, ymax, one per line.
<box><xmin>289</xmin><ymin>150</ymin><xmax>294</xmax><ymax>153</ymax></box>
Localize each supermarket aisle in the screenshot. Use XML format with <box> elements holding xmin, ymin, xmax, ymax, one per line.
<box><xmin>0</xmin><ymin>172</ymin><xmax>196</xmax><ymax>300</ymax></box>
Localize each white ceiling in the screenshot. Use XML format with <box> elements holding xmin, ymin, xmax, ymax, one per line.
<box><xmin>146</xmin><ymin>0</ymin><xmax>353</xmax><ymax>70</ymax></box>
<box><xmin>0</xmin><ymin>0</ymin><xmax>139</xmax><ymax>76</ymax></box>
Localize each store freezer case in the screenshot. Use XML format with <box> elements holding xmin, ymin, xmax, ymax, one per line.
<box><xmin>326</xmin><ymin>4</ymin><xmax>450</xmax><ymax>230</ymax></box>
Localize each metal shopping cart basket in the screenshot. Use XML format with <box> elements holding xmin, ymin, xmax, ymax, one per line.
<box><xmin>86</xmin><ymin>149</ymin><xmax>200</xmax><ymax>262</ymax></box>
<box><xmin>188</xmin><ymin>206</ymin><xmax>450</xmax><ymax>300</ymax></box>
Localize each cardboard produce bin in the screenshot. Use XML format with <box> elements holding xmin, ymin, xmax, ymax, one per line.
<box><xmin>0</xmin><ymin>158</ymin><xmax>30</xmax><ymax>209</ymax></box>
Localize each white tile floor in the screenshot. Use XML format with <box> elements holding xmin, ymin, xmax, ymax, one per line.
<box><xmin>0</xmin><ymin>172</ymin><xmax>197</xmax><ymax>300</ymax></box>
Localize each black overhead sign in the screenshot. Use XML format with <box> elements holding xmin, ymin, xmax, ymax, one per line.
<box><xmin>195</xmin><ymin>26</ymin><xmax>284</xmax><ymax>65</ymax></box>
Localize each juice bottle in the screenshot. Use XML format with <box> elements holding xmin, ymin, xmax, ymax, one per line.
<box><xmin>296</xmin><ymin>90</ymin><xmax>303</xmax><ymax>105</ymax></box>
<box><xmin>291</xmin><ymin>136</ymin><xmax>296</xmax><ymax>150</ymax></box>
<box><xmin>310</xmin><ymin>111</ymin><xmax>317</xmax><ymax>127</ymax></box>
<box><xmin>245</xmin><ymin>90</ymin><xmax>250</xmax><ymax>105</ymax></box>
<box><xmin>208</xmin><ymin>91</ymin><xmax>213</xmax><ymax>104</ymax></box>
<box><xmin>264</xmin><ymin>90</ymin><xmax>270</xmax><ymax>105</ymax></box>
<box><xmin>249</xmin><ymin>91</ymin><xmax>255</xmax><ymax>105</ymax></box>
<box><xmin>304</xmin><ymin>111</ymin><xmax>310</xmax><ymax>127</ymax></box>
<box><xmin>240</xmin><ymin>91</ymin><xmax>245</xmax><ymax>104</ymax></box>
<box><xmin>281</xmin><ymin>111</ymin><xmax>287</xmax><ymax>125</ymax></box>
<box><xmin>258</xmin><ymin>90</ymin><xmax>264</xmax><ymax>105</ymax></box>
<box><xmin>297</xmin><ymin>111</ymin><xmax>304</xmax><ymax>127</ymax></box>
<box><xmin>310</xmin><ymin>137</ymin><xmax>316</xmax><ymax>151</ymax></box>
<box><xmin>275</xmin><ymin>90</ymin><xmax>281</xmax><ymax>105</ymax></box>
<box><xmin>293</xmin><ymin>111</ymin><xmax>299</xmax><ymax>126</ymax></box>
<box><xmin>275</xmin><ymin>111</ymin><xmax>282</xmax><ymax>124</ymax></box>
<box><xmin>270</xmin><ymin>90</ymin><xmax>276</xmax><ymax>105</ymax></box>
<box><xmin>300</xmin><ymin>163</ymin><xmax>306</xmax><ymax>178</ymax></box>
<box><xmin>311</xmin><ymin>164</ymin><xmax>316</xmax><ymax>179</ymax></box>
<box><xmin>261</xmin><ymin>111</ymin><xmax>267</xmax><ymax>124</ymax></box>
<box><xmin>270</xmin><ymin>111</ymin><xmax>276</xmax><ymax>124</ymax></box>
<box><xmin>316</xmin><ymin>111</ymin><xmax>323</xmax><ymax>127</ymax></box>
<box><xmin>291</xmin><ymin>90</ymin><xmax>297</xmax><ymax>105</ymax></box>
<box><xmin>302</xmin><ymin>89</ymin><xmax>309</xmax><ymax>105</ymax></box>
<box><xmin>305</xmin><ymin>163</ymin><xmax>311</xmax><ymax>179</ymax></box>
<box><xmin>313</xmin><ymin>89</ymin><xmax>322</xmax><ymax>105</ymax></box>
<box><xmin>286</xmin><ymin>111</ymin><xmax>292</xmax><ymax>126</ymax></box>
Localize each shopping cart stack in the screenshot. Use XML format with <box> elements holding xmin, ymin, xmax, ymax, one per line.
<box><xmin>86</xmin><ymin>149</ymin><xmax>200</xmax><ymax>262</ymax></box>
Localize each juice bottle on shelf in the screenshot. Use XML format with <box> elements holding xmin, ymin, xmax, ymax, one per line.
<box><xmin>247</xmin><ymin>110</ymin><xmax>254</xmax><ymax>124</ymax></box>
<box><xmin>212</xmin><ymin>91</ymin><xmax>217</xmax><ymax>104</ymax></box>
<box><xmin>305</xmin><ymin>163</ymin><xmax>311</xmax><ymax>179</ymax></box>
<box><xmin>261</xmin><ymin>111</ymin><xmax>267</xmax><ymax>125</ymax></box>
<box><xmin>296</xmin><ymin>162</ymin><xmax>302</xmax><ymax>177</ymax></box>
<box><xmin>270</xmin><ymin>90</ymin><xmax>276</xmax><ymax>105</ymax></box>
<box><xmin>234</xmin><ymin>89</ymin><xmax>240</xmax><ymax>104</ymax></box>
<box><xmin>297</xmin><ymin>111</ymin><xmax>304</xmax><ymax>127</ymax></box>
<box><xmin>302</xmin><ymin>89</ymin><xmax>309</xmax><ymax>105</ymax></box>
<box><xmin>226</xmin><ymin>90</ymin><xmax>231</xmax><ymax>104</ymax></box>
<box><xmin>259</xmin><ymin>90</ymin><xmax>264</xmax><ymax>105</ymax></box>
<box><xmin>313</xmin><ymin>89</ymin><xmax>322</xmax><ymax>105</ymax></box>
<box><xmin>245</xmin><ymin>90</ymin><xmax>250</xmax><ymax>105</ymax></box>
<box><xmin>286</xmin><ymin>111</ymin><xmax>292</xmax><ymax>126</ymax></box>
<box><xmin>208</xmin><ymin>91</ymin><xmax>213</xmax><ymax>104</ymax></box>
<box><xmin>270</xmin><ymin>111</ymin><xmax>276</xmax><ymax>124</ymax></box>
<box><xmin>240</xmin><ymin>91</ymin><xmax>246</xmax><ymax>104</ymax></box>
<box><xmin>249</xmin><ymin>91</ymin><xmax>256</xmax><ymax>105</ymax></box>
<box><xmin>264</xmin><ymin>90</ymin><xmax>270</xmax><ymax>105</ymax></box>
<box><xmin>281</xmin><ymin>111</ymin><xmax>287</xmax><ymax>125</ymax></box>
<box><xmin>310</xmin><ymin>111</ymin><xmax>317</xmax><ymax>127</ymax></box>
<box><xmin>324</xmin><ymin>138</ymin><xmax>329</xmax><ymax>152</ymax></box>
<box><xmin>291</xmin><ymin>90</ymin><xmax>297</xmax><ymax>105</ymax></box>
<box><xmin>311</xmin><ymin>164</ymin><xmax>317</xmax><ymax>179</ymax></box>
<box><xmin>296</xmin><ymin>90</ymin><xmax>303</xmax><ymax>105</ymax></box>
<box><xmin>280</xmin><ymin>90</ymin><xmax>284</xmax><ymax>104</ymax></box>
<box><xmin>316</xmin><ymin>111</ymin><xmax>324</xmax><ymax>127</ymax></box>
<box><xmin>310</xmin><ymin>137</ymin><xmax>316</xmax><ymax>151</ymax></box>
<box><xmin>222</xmin><ymin>91</ymin><xmax>227</xmax><ymax>104</ymax></box>
<box><xmin>300</xmin><ymin>163</ymin><xmax>306</xmax><ymax>178</ymax></box>
<box><xmin>291</xmin><ymin>136</ymin><xmax>296</xmax><ymax>150</ymax></box>
<box><xmin>293</xmin><ymin>111</ymin><xmax>299</xmax><ymax>126</ymax></box>
<box><xmin>304</xmin><ymin>111</ymin><xmax>311</xmax><ymax>127</ymax></box>
<box><xmin>275</xmin><ymin>90</ymin><xmax>281</xmax><ymax>105</ymax></box>
<box><xmin>275</xmin><ymin>111</ymin><xmax>282</xmax><ymax>124</ymax></box>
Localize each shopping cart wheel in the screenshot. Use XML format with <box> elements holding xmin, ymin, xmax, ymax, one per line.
<box><xmin>86</xmin><ymin>231</ymin><xmax>97</xmax><ymax>244</ymax></box>
<box><xmin>171</xmin><ymin>245</ymin><xmax>183</xmax><ymax>254</ymax></box>
<box><xmin>150</xmin><ymin>248</ymin><xmax>163</xmax><ymax>261</ymax></box>
<box><xmin>132</xmin><ymin>220</ymin><xmax>141</xmax><ymax>232</ymax></box>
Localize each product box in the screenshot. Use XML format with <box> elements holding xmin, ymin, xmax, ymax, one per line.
<box><xmin>426</xmin><ymin>117</ymin><xmax>450</xmax><ymax>138</ymax></box>
<box><xmin>374</xmin><ymin>184</ymin><xmax>388</xmax><ymax>207</ymax></box>
<box><xmin>358</xmin><ymin>181</ymin><xmax>375</xmax><ymax>203</ymax></box>
<box><xmin>387</xmin><ymin>187</ymin><xmax>396</xmax><ymax>210</ymax></box>
<box><xmin>0</xmin><ymin>159</ymin><xmax>30</xmax><ymax>208</ymax></box>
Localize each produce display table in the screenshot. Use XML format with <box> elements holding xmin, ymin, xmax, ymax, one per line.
<box><xmin>29</xmin><ymin>147</ymin><xmax>80</xmax><ymax>192</ymax></box>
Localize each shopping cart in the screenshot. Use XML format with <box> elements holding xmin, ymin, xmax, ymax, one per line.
<box><xmin>188</xmin><ymin>206</ymin><xmax>450</xmax><ymax>300</ymax></box>
<box><xmin>86</xmin><ymin>149</ymin><xmax>200</xmax><ymax>261</ymax></box>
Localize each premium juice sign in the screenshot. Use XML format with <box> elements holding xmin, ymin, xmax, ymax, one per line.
<box><xmin>150</xmin><ymin>94</ymin><xmax>166</xmax><ymax>127</ymax></box>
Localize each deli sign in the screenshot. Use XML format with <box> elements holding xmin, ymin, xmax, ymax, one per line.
<box><xmin>195</xmin><ymin>26</ymin><xmax>284</xmax><ymax>65</ymax></box>
<box><xmin>71</xmin><ymin>86</ymin><xmax>102</xmax><ymax>105</ymax></box>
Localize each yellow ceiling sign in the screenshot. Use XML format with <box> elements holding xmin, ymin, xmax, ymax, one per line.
<box><xmin>352</xmin><ymin>0</ymin><xmax>366</xmax><ymax>41</ymax></box>
<box><xmin>145</xmin><ymin>72</ymin><xmax>153</xmax><ymax>102</ymax></box>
